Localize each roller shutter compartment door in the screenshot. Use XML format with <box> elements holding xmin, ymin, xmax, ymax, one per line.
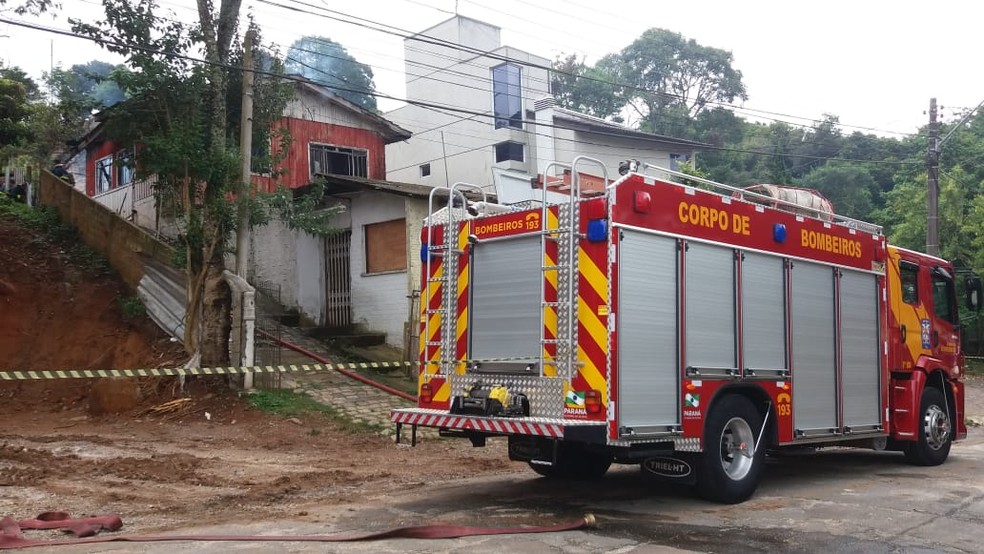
<box><xmin>470</xmin><ymin>236</ymin><xmax>542</xmax><ymax>365</ymax></box>
<box><xmin>840</xmin><ymin>269</ymin><xmax>881</xmax><ymax>428</ymax></box>
<box><xmin>617</xmin><ymin>231</ymin><xmax>679</xmax><ymax>431</ymax></box>
<box><xmin>790</xmin><ymin>261</ymin><xmax>837</xmax><ymax>434</ymax></box>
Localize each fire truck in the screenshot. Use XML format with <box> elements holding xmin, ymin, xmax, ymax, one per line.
<box><xmin>391</xmin><ymin>156</ymin><xmax>980</xmax><ymax>504</ymax></box>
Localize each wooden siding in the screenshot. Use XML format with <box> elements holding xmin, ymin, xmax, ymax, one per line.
<box><xmin>253</xmin><ymin>118</ymin><xmax>388</xmax><ymax>192</ymax></box>
<box><xmin>284</xmin><ymin>87</ymin><xmax>378</xmax><ymax>131</ymax></box>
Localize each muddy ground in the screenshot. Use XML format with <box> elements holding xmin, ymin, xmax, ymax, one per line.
<box><xmin>0</xmin><ymin>210</ymin><xmax>517</xmax><ymax>536</ymax></box>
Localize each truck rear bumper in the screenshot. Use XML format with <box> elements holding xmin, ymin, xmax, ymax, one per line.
<box><xmin>391</xmin><ymin>408</ymin><xmax>606</xmax><ymax>440</ymax></box>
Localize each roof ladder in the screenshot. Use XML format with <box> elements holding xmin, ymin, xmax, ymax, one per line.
<box><xmin>423</xmin><ymin>183</ymin><xmax>486</xmax><ymax>376</ymax></box>
<box><xmin>538</xmin><ymin>157</ymin><xmax>608</xmax><ymax>381</ymax></box>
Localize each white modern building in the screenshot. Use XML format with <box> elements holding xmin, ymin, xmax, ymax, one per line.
<box><xmin>386</xmin><ymin>15</ymin><xmax>706</xmax><ymax>203</ymax></box>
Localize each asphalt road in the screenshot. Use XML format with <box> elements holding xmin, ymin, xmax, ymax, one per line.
<box><xmin>31</xmin><ymin>428</ymin><xmax>984</xmax><ymax>553</ymax></box>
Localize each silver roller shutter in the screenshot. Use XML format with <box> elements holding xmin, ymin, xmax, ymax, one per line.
<box><xmin>469</xmin><ymin>236</ymin><xmax>542</xmax><ymax>364</ymax></box>
<box><xmin>791</xmin><ymin>261</ymin><xmax>837</xmax><ymax>433</ymax></box>
<box><xmin>840</xmin><ymin>269</ymin><xmax>881</xmax><ymax>428</ymax></box>
<box><xmin>618</xmin><ymin>230</ymin><xmax>679</xmax><ymax>431</ymax></box>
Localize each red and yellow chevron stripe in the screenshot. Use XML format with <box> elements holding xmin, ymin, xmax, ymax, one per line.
<box><xmin>575</xmin><ymin>236</ymin><xmax>609</xmax><ymax>415</ymax></box>
<box><xmin>455</xmin><ymin>222</ymin><xmax>470</xmax><ymax>374</ymax></box>
<box><xmin>417</xmin><ymin>221</ymin><xmax>471</xmax><ymax>408</ymax></box>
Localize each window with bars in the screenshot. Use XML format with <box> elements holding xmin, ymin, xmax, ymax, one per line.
<box><xmin>310</xmin><ymin>144</ymin><xmax>368</xmax><ymax>179</ymax></box>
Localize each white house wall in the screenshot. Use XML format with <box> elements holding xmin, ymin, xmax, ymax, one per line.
<box><xmin>552</xmin><ymin>127</ymin><xmax>683</xmax><ymax>178</ymax></box>
<box><xmin>404</xmin><ymin>16</ymin><xmax>502</xmax><ymax>104</ymax></box>
<box><xmin>386</xmin><ymin>16</ymin><xmax>549</xmax><ymax>191</ymax></box>
<box><xmin>349</xmin><ymin>191</ymin><xmax>412</xmax><ymax>348</ymax></box>
<box><xmin>251</xmin><ymin>219</ymin><xmax>301</xmax><ymax>317</ymax></box>
<box><xmin>296</xmin><ymin>230</ymin><xmax>327</xmax><ymax>325</ymax></box>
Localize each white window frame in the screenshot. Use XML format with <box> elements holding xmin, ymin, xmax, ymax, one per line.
<box><xmin>94</xmin><ymin>154</ymin><xmax>114</xmax><ymax>194</ymax></box>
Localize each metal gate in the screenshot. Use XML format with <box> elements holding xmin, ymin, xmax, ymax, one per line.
<box><xmin>324</xmin><ymin>230</ymin><xmax>352</xmax><ymax>327</ymax></box>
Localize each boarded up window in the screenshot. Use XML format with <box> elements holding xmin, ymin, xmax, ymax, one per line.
<box><xmin>365</xmin><ymin>218</ymin><xmax>407</xmax><ymax>274</ymax></box>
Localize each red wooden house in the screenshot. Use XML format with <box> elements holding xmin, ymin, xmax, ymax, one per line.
<box><xmin>253</xmin><ymin>80</ymin><xmax>410</xmax><ymax>191</ymax></box>
<box><xmin>67</xmin><ymin>80</ymin><xmax>421</xmax><ymax>350</ymax></box>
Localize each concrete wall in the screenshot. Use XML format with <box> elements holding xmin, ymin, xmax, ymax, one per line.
<box><xmin>250</xmin><ymin>196</ymin><xmax>353</xmax><ymax>326</ymax></box>
<box><xmin>349</xmin><ymin>191</ymin><xmax>412</xmax><ymax>347</ymax></box>
<box><xmin>386</xmin><ymin>16</ymin><xmax>550</xmax><ymax>192</ymax></box>
<box><xmin>251</xmin><ymin>219</ymin><xmax>299</xmax><ymax>310</ymax></box>
<box><xmin>295</xmin><ymin>231</ymin><xmax>326</xmax><ymax>324</ymax></box>
<box><xmin>37</xmin><ymin>170</ymin><xmax>175</xmax><ymax>291</ymax></box>
<box><xmin>552</xmin><ymin>128</ymin><xmax>687</xmax><ymax>180</ymax></box>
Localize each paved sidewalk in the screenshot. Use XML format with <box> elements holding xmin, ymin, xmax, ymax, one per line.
<box><xmin>256</xmin><ymin>325</ymin><xmax>424</xmax><ymax>440</ymax></box>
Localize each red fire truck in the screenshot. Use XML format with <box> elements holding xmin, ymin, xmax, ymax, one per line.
<box><xmin>391</xmin><ymin>157</ymin><xmax>980</xmax><ymax>504</ymax></box>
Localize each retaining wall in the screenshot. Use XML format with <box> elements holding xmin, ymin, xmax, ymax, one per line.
<box><xmin>38</xmin><ymin>170</ymin><xmax>176</xmax><ymax>291</ymax></box>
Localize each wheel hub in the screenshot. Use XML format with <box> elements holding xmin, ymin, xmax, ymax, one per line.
<box><xmin>923</xmin><ymin>404</ymin><xmax>951</xmax><ymax>451</ymax></box>
<box><xmin>720</xmin><ymin>417</ymin><xmax>754</xmax><ymax>480</ymax></box>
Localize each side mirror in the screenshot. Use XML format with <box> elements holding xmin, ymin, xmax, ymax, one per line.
<box><xmin>965</xmin><ymin>276</ymin><xmax>983</xmax><ymax>312</ymax></box>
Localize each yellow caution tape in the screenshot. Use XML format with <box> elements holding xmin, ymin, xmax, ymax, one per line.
<box><xmin>0</xmin><ymin>362</ymin><xmax>411</xmax><ymax>381</ymax></box>
<box><xmin>0</xmin><ymin>356</ymin><xmax>554</xmax><ymax>381</ymax></box>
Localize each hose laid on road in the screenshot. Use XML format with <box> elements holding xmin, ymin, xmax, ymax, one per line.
<box><xmin>257</xmin><ymin>329</ymin><xmax>417</xmax><ymax>402</ymax></box>
<box><xmin>0</xmin><ymin>512</ymin><xmax>596</xmax><ymax>549</ymax></box>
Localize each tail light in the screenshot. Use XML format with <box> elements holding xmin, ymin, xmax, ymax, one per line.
<box><xmin>420</xmin><ymin>382</ymin><xmax>433</xmax><ymax>404</ymax></box>
<box><xmin>585</xmin><ymin>389</ymin><xmax>602</xmax><ymax>414</ymax></box>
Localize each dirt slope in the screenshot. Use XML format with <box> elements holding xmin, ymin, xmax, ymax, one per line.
<box><xmin>0</xmin><ymin>216</ymin><xmax>184</xmax><ymax>373</ymax></box>
<box><xmin>0</xmin><ymin>211</ymin><xmax>517</xmax><ymax>535</ymax></box>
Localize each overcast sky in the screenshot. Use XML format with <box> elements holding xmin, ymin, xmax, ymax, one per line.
<box><xmin>1</xmin><ymin>0</ymin><xmax>981</xmax><ymax>137</ymax></box>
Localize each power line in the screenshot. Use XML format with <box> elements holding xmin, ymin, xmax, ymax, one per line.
<box><xmin>79</xmin><ymin>0</ymin><xmax>918</xmax><ymax>138</ymax></box>
<box><xmin>278</xmin><ymin>47</ymin><xmax>917</xmax><ymax>174</ymax></box>
<box><xmin>4</xmin><ymin>16</ymin><xmax>921</xmax><ymax>180</ymax></box>
<box><xmin>259</xmin><ymin>0</ymin><xmax>917</xmax><ymax>137</ymax></box>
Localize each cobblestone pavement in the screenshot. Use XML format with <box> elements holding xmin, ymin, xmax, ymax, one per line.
<box><xmin>256</xmin><ymin>324</ymin><xmax>424</xmax><ymax>440</ymax></box>
<box><xmin>259</xmin><ymin>325</ymin><xmax>984</xmax><ymax>436</ymax></box>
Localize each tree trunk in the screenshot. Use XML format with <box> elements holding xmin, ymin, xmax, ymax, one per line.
<box><xmin>191</xmin><ymin>0</ymin><xmax>241</xmax><ymax>367</ymax></box>
<box><xmin>200</xmin><ymin>247</ymin><xmax>231</xmax><ymax>366</ymax></box>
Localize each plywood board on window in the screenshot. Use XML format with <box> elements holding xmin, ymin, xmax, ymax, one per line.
<box><xmin>365</xmin><ymin>218</ymin><xmax>407</xmax><ymax>274</ymax></box>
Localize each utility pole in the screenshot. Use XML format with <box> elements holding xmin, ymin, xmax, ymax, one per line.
<box><xmin>236</xmin><ymin>28</ymin><xmax>255</xmax><ymax>277</ymax></box>
<box><xmin>927</xmin><ymin>98</ymin><xmax>940</xmax><ymax>257</ymax></box>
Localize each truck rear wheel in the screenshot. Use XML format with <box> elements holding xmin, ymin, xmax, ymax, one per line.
<box><xmin>528</xmin><ymin>443</ymin><xmax>612</xmax><ymax>480</ymax></box>
<box><xmin>696</xmin><ymin>395</ymin><xmax>765</xmax><ymax>504</ymax></box>
<box><xmin>904</xmin><ymin>386</ymin><xmax>952</xmax><ymax>466</ymax></box>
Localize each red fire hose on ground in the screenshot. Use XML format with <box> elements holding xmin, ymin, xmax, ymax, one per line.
<box><xmin>0</xmin><ymin>512</ymin><xmax>596</xmax><ymax>549</ymax></box>
<box><xmin>257</xmin><ymin>329</ymin><xmax>416</xmax><ymax>403</ymax></box>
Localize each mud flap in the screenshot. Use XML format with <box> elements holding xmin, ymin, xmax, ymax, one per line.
<box><xmin>508</xmin><ymin>435</ymin><xmax>551</xmax><ymax>463</ymax></box>
<box><xmin>641</xmin><ymin>454</ymin><xmax>699</xmax><ymax>486</ymax></box>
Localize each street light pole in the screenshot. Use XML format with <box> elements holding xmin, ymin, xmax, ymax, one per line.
<box><xmin>927</xmin><ymin>98</ymin><xmax>940</xmax><ymax>257</ymax></box>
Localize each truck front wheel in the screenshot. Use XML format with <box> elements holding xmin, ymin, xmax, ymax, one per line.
<box><xmin>904</xmin><ymin>386</ymin><xmax>952</xmax><ymax>466</ymax></box>
<box><xmin>696</xmin><ymin>395</ymin><xmax>765</xmax><ymax>504</ymax></box>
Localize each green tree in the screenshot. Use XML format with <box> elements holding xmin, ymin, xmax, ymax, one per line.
<box><xmin>615</xmin><ymin>28</ymin><xmax>746</xmax><ymax>134</ymax></box>
<box><xmin>285</xmin><ymin>36</ymin><xmax>376</xmax><ymax>111</ymax></box>
<box><xmin>72</xmin><ymin>2</ymin><xmax>328</xmax><ymax>367</ymax></box>
<box><xmin>0</xmin><ymin>76</ymin><xmax>32</xmax><ymax>149</ymax></box>
<box><xmin>795</xmin><ymin>165</ymin><xmax>875</xmax><ymax>221</ymax></box>
<box><xmin>550</xmin><ymin>53</ymin><xmax>623</xmax><ymax>121</ymax></box>
<box><xmin>0</xmin><ymin>64</ymin><xmax>42</xmax><ymax>101</ymax></box>
<box><xmin>0</xmin><ymin>0</ymin><xmax>55</xmax><ymax>14</ymax></box>
<box><xmin>72</xmin><ymin>0</ymin><xmax>250</xmax><ymax>366</ymax></box>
